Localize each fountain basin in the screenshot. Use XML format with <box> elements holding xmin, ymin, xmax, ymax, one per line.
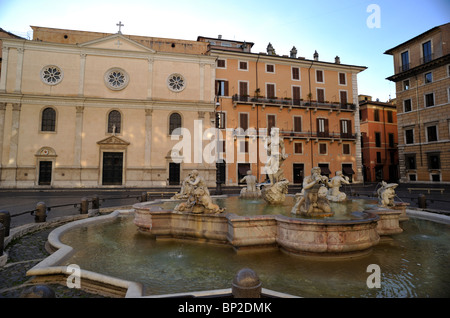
<box><xmin>276</xmin><ymin>214</ymin><xmax>380</xmax><ymax>257</ymax></box>
<box><xmin>133</xmin><ymin>201</ymin><xmax>384</xmax><ymax>257</ymax></box>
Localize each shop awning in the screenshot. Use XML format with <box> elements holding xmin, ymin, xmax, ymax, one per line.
<box><xmin>342</xmin><ymin>166</ymin><xmax>355</xmax><ymax>175</ymax></box>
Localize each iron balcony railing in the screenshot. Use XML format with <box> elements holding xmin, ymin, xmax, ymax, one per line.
<box><xmin>280</xmin><ymin>130</ymin><xmax>356</xmax><ymax>140</ymax></box>
<box><xmin>231</xmin><ymin>94</ymin><xmax>356</xmax><ymax>111</ymax></box>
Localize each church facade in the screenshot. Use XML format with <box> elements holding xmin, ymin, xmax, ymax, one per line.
<box><xmin>0</xmin><ymin>27</ymin><xmax>217</xmax><ymax>188</ymax></box>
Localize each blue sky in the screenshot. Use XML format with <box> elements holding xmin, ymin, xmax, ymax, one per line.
<box><xmin>1</xmin><ymin>0</ymin><xmax>449</xmax><ymax>102</ymax></box>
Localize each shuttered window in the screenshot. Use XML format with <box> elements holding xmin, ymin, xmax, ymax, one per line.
<box><xmin>267</xmin><ymin>84</ymin><xmax>275</xmax><ymax>99</ymax></box>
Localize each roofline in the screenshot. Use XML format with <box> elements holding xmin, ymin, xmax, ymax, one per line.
<box><xmin>0</xmin><ymin>28</ymin><xmax>26</xmax><ymax>39</ymax></box>
<box><xmin>197</xmin><ymin>35</ymin><xmax>255</xmax><ymax>47</ymax></box>
<box><xmin>210</xmin><ymin>48</ymin><xmax>367</xmax><ymax>72</ymax></box>
<box><xmin>384</xmin><ymin>22</ymin><xmax>450</xmax><ymax>55</ymax></box>
<box><xmin>359</xmin><ymin>100</ymin><xmax>396</xmax><ymax>109</ymax></box>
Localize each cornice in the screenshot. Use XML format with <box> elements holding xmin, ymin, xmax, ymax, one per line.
<box><xmin>0</xmin><ymin>93</ymin><xmax>215</xmax><ymax>111</ymax></box>
<box><xmin>0</xmin><ymin>37</ymin><xmax>216</xmax><ymax>64</ymax></box>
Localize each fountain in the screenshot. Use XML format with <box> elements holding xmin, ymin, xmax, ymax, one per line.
<box><xmin>134</xmin><ymin>168</ymin><xmax>407</xmax><ymax>258</ymax></box>
<box><xmin>21</xmin><ymin>128</ymin><xmax>443</xmax><ymax>297</ymax></box>
<box><xmin>24</xmin><ymin>172</ymin><xmax>450</xmax><ymax>297</ymax></box>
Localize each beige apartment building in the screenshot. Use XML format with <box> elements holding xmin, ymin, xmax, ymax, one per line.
<box><xmin>385</xmin><ymin>23</ymin><xmax>450</xmax><ymax>183</ymax></box>
<box><xmin>0</xmin><ymin>27</ymin><xmax>216</xmax><ymax>188</ymax></box>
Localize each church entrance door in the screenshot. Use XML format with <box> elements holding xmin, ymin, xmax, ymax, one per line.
<box><xmin>102</xmin><ymin>152</ymin><xmax>123</xmax><ymax>185</ymax></box>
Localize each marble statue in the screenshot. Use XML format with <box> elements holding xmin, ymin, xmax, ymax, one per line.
<box><xmin>173</xmin><ymin>170</ymin><xmax>225</xmax><ymax>214</ymax></box>
<box><xmin>261</xmin><ymin>128</ymin><xmax>289</xmax><ymax>204</ymax></box>
<box><xmin>326</xmin><ymin>171</ymin><xmax>350</xmax><ymax>202</ymax></box>
<box><xmin>291</xmin><ymin>167</ymin><xmax>332</xmax><ymax>217</ymax></box>
<box><xmin>377</xmin><ymin>181</ymin><xmax>398</xmax><ymax>207</ymax></box>
<box><xmin>240</xmin><ymin>170</ymin><xmax>261</xmax><ymax>199</ymax></box>
<box><xmin>171</xmin><ymin>172</ymin><xmax>195</xmax><ymax>199</ymax></box>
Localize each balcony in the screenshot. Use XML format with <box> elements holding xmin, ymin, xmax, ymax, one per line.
<box><xmin>232</xmin><ymin>94</ymin><xmax>356</xmax><ymax>111</ymax></box>
<box><xmin>280</xmin><ymin>130</ymin><xmax>357</xmax><ymax>141</ymax></box>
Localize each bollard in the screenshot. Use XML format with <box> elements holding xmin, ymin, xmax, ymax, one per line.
<box><xmin>20</xmin><ymin>285</ymin><xmax>55</xmax><ymax>298</ymax></box>
<box><xmin>35</xmin><ymin>202</ymin><xmax>47</xmax><ymax>223</ymax></box>
<box><xmin>418</xmin><ymin>194</ymin><xmax>427</xmax><ymax>209</ymax></box>
<box><xmin>80</xmin><ymin>197</ymin><xmax>89</xmax><ymax>214</ymax></box>
<box><xmin>92</xmin><ymin>195</ymin><xmax>100</xmax><ymax>209</ymax></box>
<box><xmin>0</xmin><ymin>223</ymin><xmax>4</xmax><ymax>256</ymax></box>
<box><xmin>0</xmin><ymin>210</ymin><xmax>11</xmax><ymax>237</ymax></box>
<box><xmin>140</xmin><ymin>192</ymin><xmax>148</xmax><ymax>202</ymax></box>
<box><xmin>232</xmin><ymin>268</ymin><xmax>262</xmax><ymax>298</ymax></box>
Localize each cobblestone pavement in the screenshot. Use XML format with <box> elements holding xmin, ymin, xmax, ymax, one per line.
<box><xmin>0</xmin><ymin>225</ymin><xmax>107</xmax><ymax>298</ymax></box>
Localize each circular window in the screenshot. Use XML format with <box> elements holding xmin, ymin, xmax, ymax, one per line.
<box><xmin>40</xmin><ymin>65</ymin><xmax>63</xmax><ymax>85</ymax></box>
<box><xmin>167</xmin><ymin>73</ymin><xmax>186</xmax><ymax>92</ymax></box>
<box><xmin>104</xmin><ymin>68</ymin><xmax>129</xmax><ymax>91</ymax></box>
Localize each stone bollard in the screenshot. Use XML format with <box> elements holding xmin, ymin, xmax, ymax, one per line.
<box><xmin>92</xmin><ymin>195</ymin><xmax>100</xmax><ymax>210</ymax></box>
<box><xmin>35</xmin><ymin>202</ymin><xmax>47</xmax><ymax>223</ymax></box>
<box><xmin>0</xmin><ymin>210</ymin><xmax>11</xmax><ymax>237</ymax></box>
<box><xmin>20</xmin><ymin>285</ymin><xmax>55</xmax><ymax>298</ymax></box>
<box><xmin>232</xmin><ymin>268</ymin><xmax>262</xmax><ymax>298</ymax></box>
<box><xmin>80</xmin><ymin>197</ymin><xmax>89</xmax><ymax>214</ymax></box>
<box><xmin>0</xmin><ymin>223</ymin><xmax>4</xmax><ymax>256</ymax></box>
<box><xmin>418</xmin><ymin>194</ymin><xmax>427</xmax><ymax>209</ymax></box>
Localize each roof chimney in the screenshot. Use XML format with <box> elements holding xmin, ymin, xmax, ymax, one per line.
<box><xmin>218</xmin><ymin>35</ymin><xmax>222</xmax><ymax>39</ymax></box>
<box><xmin>335</xmin><ymin>56</ymin><xmax>340</xmax><ymax>64</ymax></box>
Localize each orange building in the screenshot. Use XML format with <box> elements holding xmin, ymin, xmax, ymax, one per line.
<box><xmin>198</xmin><ymin>37</ymin><xmax>367</xmax><ymax>185</ymax></box>
<box><xmin>359</xmin><ymin>95</ymin><xmax>399</xmax><ymax>182</ymax></box>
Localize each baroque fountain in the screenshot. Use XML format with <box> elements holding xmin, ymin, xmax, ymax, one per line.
<box><xmin>134</xmin><ymin>132</ymin><xmax>405</xmax><ymax>258</ymax></box>
<box><xmin>24</xmin><ymin>128</ymin><xmax>449</xmax><ymax>298</ymax></box>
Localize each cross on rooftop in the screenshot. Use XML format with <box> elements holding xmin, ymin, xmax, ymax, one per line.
<box><xmin>116</xmin><ymin>21</ymin><xmax>124</xmax><ymax>34</ymax></box>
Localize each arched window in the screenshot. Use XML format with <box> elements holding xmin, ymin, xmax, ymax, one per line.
<box><xmin>41</xmin><ymin>107</ymin><xmax>56</xmax><ymax>132</ymax></box>
<box><xmin>169</xmin><ymin>113</ymin><xmax>182</xmax><ymax>135</ymax></box>
<box><xmin>108</xmin><ymin>110</ymin><xmax>121</xmax><ymax>134</ymax></box>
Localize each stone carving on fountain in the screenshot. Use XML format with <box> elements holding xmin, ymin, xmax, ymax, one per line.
<box><xmin>261</xmin><ymin>128</ymin><xmax>289</xmax><ymax>204</ymax></box>
<box><xmin>240</xmin><ymin>170</ymin><xmax>262</xmax><ymax>199</ymax></box>
<box><xmin>326</xmin><ymin>171</ymin><xmax>350</xmax><ymax>202</ymax></box>
<box><xmin>377</xmin><ymin>181</ymin><xmax>398</xmax><ymax>207</ymax></box>
<box><xmin>291</xmin><ymin>167</ymin><xmax>333</xmax><ymax>217</ymax></box>
<box><xmin>173</xmin><ymin>170</ymin><xmax>225</xmax><ymax>214</ymax></box>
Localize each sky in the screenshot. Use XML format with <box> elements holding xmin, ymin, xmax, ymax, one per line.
<box><xmin>1</xmin><ymin>0</ymin><xmax>449</xmax><ymax>102</ymax></box>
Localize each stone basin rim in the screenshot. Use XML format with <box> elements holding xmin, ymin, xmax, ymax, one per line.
<box><xmin>133</xmin><ymin>199</ymin><xmax>381</xmax><ymax>225</ymax></box>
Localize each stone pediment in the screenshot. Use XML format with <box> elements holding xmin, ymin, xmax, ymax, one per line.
<box><xmin>97</xmin><ymin>135</ymin><xmax>130</xmax><ymax>146</ymax></box>
<box><xmin>79</xmin><ymin>34</ymin><xmax>156</xmax><ymax>53</ymax></box>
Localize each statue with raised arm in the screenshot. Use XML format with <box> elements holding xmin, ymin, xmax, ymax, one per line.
<box><xmin>240</xmin><ymin>170</ymin><xmax>261</xmax><ymax>198</ymax></box>
<box><xmin>326</xmin><ymin>171</ymin><xmax>350</xmax><ymax>202</ymax></box>
<box><xmin>377</xmin><ymin>181</ymin><xmax>398</xmax><ymax>207</ymax></box>
<box><xmin>292</xmin><ymin>167</ymin><xmax>332</xmax><ymax>217</ymax></box>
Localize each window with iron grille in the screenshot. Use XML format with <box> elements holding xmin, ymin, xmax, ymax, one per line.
<box><xmin>41</xmin><ymin>107</ymin><xmax>56</xmax><ymax>132</ymax></box>
<box><xmin>107</xmin><ymin>110</ymin><xmax>121</xmax><ymax>134</ymax></box>
<box><xmin>169</xmin><ymin>113</ymin><xmax>182</xmax><ymax>135</ymax></box>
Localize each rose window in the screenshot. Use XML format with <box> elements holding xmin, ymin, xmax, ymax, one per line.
<box><xmin>41</xmin><ymin>66</ymin><xmax>63</xmax><ymax>85</ymax></box>
<box><xmin>167</xmin><ymin>74</ymin><xmax>186</xmax><ymax>92</ymax></box>
<box><xmin>104</xmin><ymin>68</ymin><xmax>129</xmax><ymax>90</ymax></box>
